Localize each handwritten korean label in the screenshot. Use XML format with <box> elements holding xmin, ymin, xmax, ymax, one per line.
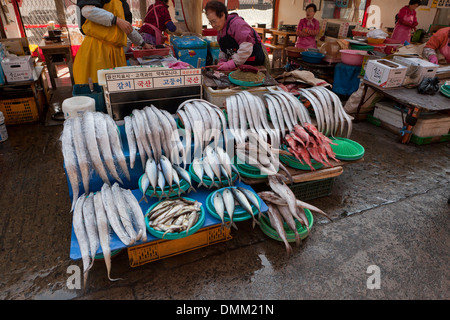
<box><xmin>105</xmin><ymin>68</ymin><xmax>201</xmax><ymax>92</ymax></box>
<box><xmin>107</xmin><ymin>79</ymin><xmax>134</xmax><ymax>92</ymax></box>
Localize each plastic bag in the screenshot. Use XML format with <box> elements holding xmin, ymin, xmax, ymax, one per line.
<box><xmin>417</xmin><ymin>77</ymin><xmax>440</xmax><ymax>95</ymax></box>
<box><xmin>367</xmin><ymin>29</ymin><xmax>388</xmax><ymax>39</ymax></box>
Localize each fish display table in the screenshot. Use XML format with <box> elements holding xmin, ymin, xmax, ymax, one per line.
<box><xmin>69</xmin><ymin>180</ymin><xmax>269</xmax><ymax>263</ymax></box>
<box><xmin>67</xmin><ymin>124</ymin><xmax>269</xmax><ymax>264</ymax></box>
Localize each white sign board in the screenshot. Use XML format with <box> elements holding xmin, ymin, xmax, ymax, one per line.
<box><xmin>105</xmin><ymin>68</ymin><xmax>202</xmax><ymax>93</ymax></box>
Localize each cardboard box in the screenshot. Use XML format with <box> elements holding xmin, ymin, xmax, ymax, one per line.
<box><xmin>392</xmin><ymin>56</ymin><xmax>439</xmax><ymax>86</ymax></box>
<box><xmin>1</xmin><ymin>55</ymin><xmax>36</xmax><ymax>83</ymax></box>
<box><xmin>363</xmin><ymin>59</ymin><xmax>407</xmax><ymax>88</ymax></box>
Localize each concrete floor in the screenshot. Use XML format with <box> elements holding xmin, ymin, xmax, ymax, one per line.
<box><xmin>0</xmin><ymin>92</ymin><xmax>448</xmax><ymax>300</ymax></box>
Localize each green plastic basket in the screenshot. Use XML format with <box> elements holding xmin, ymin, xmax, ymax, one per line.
<box><xmin>233</xmin><ymin>156</ymin><xmax>274</xmax><ymax>178</ymax></box>
<box><xmin>205</xmin><ymin>187</ymin><xmax>261</xmax><ymax>223</ymax></box>
<box><xmin>144</xmin><ymin>197</ymin><xmax>205</xmax><ymax>240</ymax></box>
<box><xmin>350</xmin><ymin>43</ymin><xmax>374</xmax><ymax>51</ymax></box>
<box><xmin>228</xmin><ymin>71</ymin><xmax>265</xmax><ymax>87</ymax></box>
<box><xmin>289</xmin><ymin>178</ymin><xmax>335</xmax><ymax>201</ymax></box>
<box><xmin>138</xmin><ymin>173</ymin><xmax>191</xmax><ymax>199</ymax></box>
<box><xmin>188</xmin><ymin>161</ymin><xmax>238</xmax><ymax>187</ymax></box>
<box><xmin>439</xmin><ymin>85</ymin><xmax>450</xmax><ymax>98</ymax></box>
<box><xmin>259</xmin><ymin>208</ymin><xmax>313</xmax><ymax>243</ymax></box>
<box><xmin>330</xmin><ymin>138</ymin><xmax>365</xmax><ymax>161</ymax></box>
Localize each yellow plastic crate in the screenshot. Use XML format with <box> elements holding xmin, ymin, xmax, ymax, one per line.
<box><xmin>0</xmin><ymin>97</ymin><xmax>39</xmax><ymax>125</ymax></box>
<box><xmin>127</xmin><ymin>224</ymin><xmax>232</xmax><ymax>267</ymax></box>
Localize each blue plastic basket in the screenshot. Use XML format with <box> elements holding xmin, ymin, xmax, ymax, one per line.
<box><xmin>301</xmin><ymin>51</ymin><xmax>325</xmax><ymax>63</ymax></box>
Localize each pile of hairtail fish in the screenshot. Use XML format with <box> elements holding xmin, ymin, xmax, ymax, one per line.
<box><xmin>72</xmin><ymin>183</ymin><xmax>146</xmax><ymax>287</ymax></box>
<box><xmin>61</xmin><ymin>111</ymin><xmax>131</xmax><ymax>212</ymax></box>
<box><xmin>124</xmin><ymin>105</ymin><xmax>186</xmax><ymax>168</ymax></box>
<box><xmin>145</xmin><ymin>198</ymin><xmax>202</xmax><ymax>238</ymax></box>
<box><xmin>61</xmin><ymin>86</ymin><xmax>354</xmax><ymax>281</ymax></box>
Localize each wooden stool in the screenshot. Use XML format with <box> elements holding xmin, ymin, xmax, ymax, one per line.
<box><xmin>264</xmin><ymin>44</ymin><xmax>284</xmax><ymax>68</ymax></box>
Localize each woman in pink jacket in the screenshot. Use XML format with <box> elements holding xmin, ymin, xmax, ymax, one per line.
<box><xmin>295</xmin><ymin>3</ymin><xmax>320</xmax><ymax>49</ymax></box>
<box><xmin>204</xmin><ymin>0</ymin><xmax>267</xmax><ymax>71</ymax></box>
<box><xmin>391</xmin><ymin>0</ymin><xmax>420</xmax><ymax>45</ymax></box>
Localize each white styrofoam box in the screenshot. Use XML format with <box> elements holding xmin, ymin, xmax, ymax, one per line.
<box><xmin>203</xmin><ymin>84</ymin><xmax>279</xmax><ymax>108</ymax></box>
<box><xmin>392</xmin><ymin>56</ymin><xmax>439</xmax><ymax>86</ymax></box>
<box><xmin>373</xmin><ymin>102</ymin><xmax>450</xmax><ymax>137</ymax></box>
<box><xmin>364</xmin><ymin>59</ymin><xmax>407</xmax><ymax>88</ymax></box>
<box><xmin>412</xmin><ymin>114</ymin><xmax>450</xmax><ymax>137</ymax></box>
<box><xmin>1</xmin><ymin>55</ymin><xmax>36</xmax><ymax>82</ymax></box>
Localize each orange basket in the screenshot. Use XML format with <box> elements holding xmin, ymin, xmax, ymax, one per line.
<box><xmin>0</xmin><ymin>97</ymin><xmax>39</xmax><ymax>125</ymax></box>
<box><xmin>367</xmin><ymin>37</ymin><xmax>385</xmax><ymax>44</ymax></box>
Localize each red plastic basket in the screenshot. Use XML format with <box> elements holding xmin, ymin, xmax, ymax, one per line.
<box><xmin>352</xmin><ymin>30</ymin><xmax>368</xmax><ymax>37</ymax></box>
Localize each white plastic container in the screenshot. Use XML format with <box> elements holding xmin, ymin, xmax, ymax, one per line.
<box><xmin>62</xmin><ymin>96</ymin><xmax>96</xmax><ymax>119</ymax></box>
<box><xmin>0</xmin><ymin>111</ymin><xmax>8</xmax><ymax>142</ymax></box>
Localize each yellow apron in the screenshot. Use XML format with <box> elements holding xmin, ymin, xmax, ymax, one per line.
<box><xmin>73</xmin><ymin>0</ymin><xmax>128</xmax><ymax>84</ymax></box>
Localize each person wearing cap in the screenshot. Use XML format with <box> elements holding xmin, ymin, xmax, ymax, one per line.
<box><xmin>391</xmin><ymin>0</ymin><xmax>420</xmax><ymax>45</ymax></box>
<box><xmin>204</xmin><ymin>0</ymin><xmax>269</xmax><ymax>71</ymax></box>
<box><xmin>73</xmin><ymin>0</ymin><xmax>152</xmax><ymax>85</ymax></box>
<box><xmin>423</xmin><ymin>27</ymin><xmax>450</xmax><ymax>65</ymax></box>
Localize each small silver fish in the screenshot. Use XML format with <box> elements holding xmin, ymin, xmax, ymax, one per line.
<box><xmin>192</xmin><ymin>158</ymin><xmax>207</xmax><ymax>188</ymax></box>
<box><xmin>173</xmin><ymin>164</ymin><xmax>196</xmax><ymax>193</ymax></box>
<box><xmin>213</xmin><ymin>191</ymin><xmax>225</xmax><ymax>229</ymax></box>
<box><xmin>160</xmin><ymin>155</ymin><xmax>174</xmax><ymax>195</ymax></box>
<box><xmin>222</xmin><ymin>188</ymin><xmax>236</xmax><ymax>230</ymax></box>
<box><xmin>139</xmin><ymin>173</ymin><xmax>150</xmax><ymax>203</ymax></box>
<box><xmin>145</xmin><ymin>157</ymin><xmax>158</xmax><ymax>198</ymax></box>
<box><xmin>231</xmin><ymin>187</ymin><xmax>259</xmax><ymax>228</ymax></box>
<box><xmin>157</xmin><ymin>169</ymin><xmax>166</xmax><ymax>200</ymax></box>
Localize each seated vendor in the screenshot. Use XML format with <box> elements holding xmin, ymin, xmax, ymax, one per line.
<box><xmin>140</xmin><ymin>0</ymin><xmax>177</xmax><ymax>45</ymax></box>
<box><xmin>295</xmin><ymin>3</ymin><xmax>320</xmax><ymax>49</ymax></box>
<box><xmin>204</xmin><ymin>0</ymin><xmax>269</xmax><ymax>71</ymax></box>
<box><xmin>422</xmin><ymin>27</ymin><xmax>450</xmax><ymax>65</ymax></box>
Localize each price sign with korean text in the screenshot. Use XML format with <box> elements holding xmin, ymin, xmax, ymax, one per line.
<box><xmin>105</xmin><ymin>68</ymin><xmax>202</xmax><ymax>93</ymax></box>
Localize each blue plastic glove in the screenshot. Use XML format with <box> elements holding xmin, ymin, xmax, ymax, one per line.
<box><xmin>217</xmin><ymin>59</ymin><xmax>237</xmax><ymax>71</ymax></box>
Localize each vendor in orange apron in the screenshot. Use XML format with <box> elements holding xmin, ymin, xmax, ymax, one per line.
<box><xmin>140</xmin><ymin>0</ymin><xmax>177</xmax><ymax>45</ymax></box>
<box><xmin>423</xmin><ymin>27</ymin><xmax>450</xmax><ymax>65</ymax></box>
<box><xmin>73</xmin><ymin>0</ymin><xmax>152</xmax><ymax>85</ymax></box>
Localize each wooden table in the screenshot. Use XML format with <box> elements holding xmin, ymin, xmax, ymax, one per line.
<box><xmin>268</xmin><ymin>29</ymin><xmax>298</xmax><ymax>65</ymax></box>
<box><xmin>240</xmin><ymin>158</ymin><xmax>364</xmax><ymax>186</ymax></box>
<box><xmin>39</xmin><ymin>37</ymin><xmax>74</xmax><ymax>89</ymax></box>
<box><xmin>355</xmin><ymin>79</ymin><xmax>450</xmax><ymax>143</ymax></box>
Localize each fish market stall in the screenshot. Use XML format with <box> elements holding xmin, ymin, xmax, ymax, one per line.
<box><xmin>62</xmin><ymin>76</ymin><xmax>361</xmax><ymax>283</ymax></box>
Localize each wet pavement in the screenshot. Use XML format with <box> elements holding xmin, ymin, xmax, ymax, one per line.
<box><xmin>0</xmin><ymin>119</ymin><xmax>448</xmax><ymax>300</ymax></box>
